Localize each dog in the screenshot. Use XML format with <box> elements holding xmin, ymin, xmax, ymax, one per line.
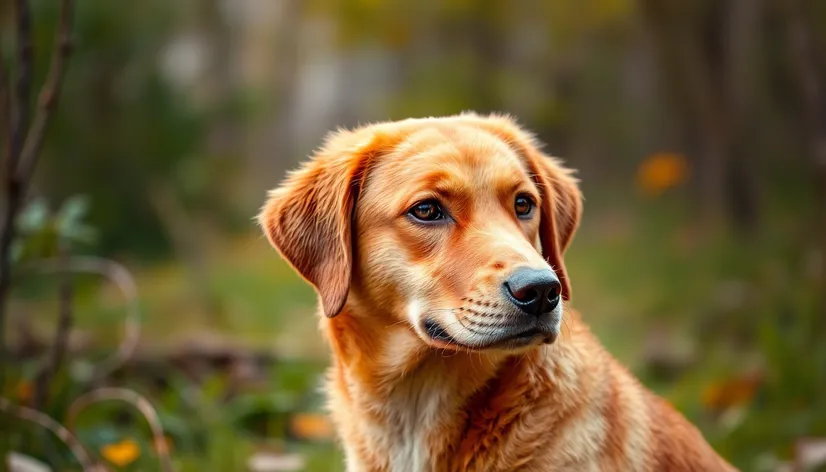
<box><xmin>259</xmin><ymin>113</ymin><xmax>737</xmax><ymax>472</ymax></box>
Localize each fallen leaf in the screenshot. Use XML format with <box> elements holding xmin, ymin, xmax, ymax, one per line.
<box><xmin>15</xmin><ymin>382</ymin><xmax>32</xmax><ymax>403</ymax></box>
<box><xmin>290</xmin><ymin>412</ymin><xmax>334</xmax><ymax>441</ymax></box>
<box><xmin>636</xmin><ymin>152</ymin><xmax>689</xmax><ymax>197</ymax></box>
<box><xmin>701</xmin><ymin>371</ymin><xmax>763</xmax><ymax>413</ymax></box>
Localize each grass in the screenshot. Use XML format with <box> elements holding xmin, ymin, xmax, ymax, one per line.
<box><xmin>5</xmin><ymin>191</ymin><xmax>825</xmax><ymax>471</ymax></box>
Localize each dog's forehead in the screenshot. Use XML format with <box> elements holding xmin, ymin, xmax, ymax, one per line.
<box><xmin>373</xmin><ymin>126</ymin><xmax>529</xmax><ymax>187</ymax></box>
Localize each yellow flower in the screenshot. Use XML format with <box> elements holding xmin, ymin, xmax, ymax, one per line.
<box><xmin>101</xmin><ymin>439</ymin><xmax>140</xmax><ymax>467</ymax></box>
<box><xmin>636</xmin><ymin>152</ymin><xmax>689</xmax><ymax>197</ymax></box>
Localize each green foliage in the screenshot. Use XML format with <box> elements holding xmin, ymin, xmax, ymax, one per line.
<box><xmin>27</xmin><ymin>0</ymin><xmax>205</xmax><ymax>258</ymax></box>
<box><xmin>13</xmin><ymin>195</ymin><xmax>96</xmax><ymax>264</ymax></box>
<box><xmin>4</xmin><ymin>358</ymin><xmax>338</xmax><ymax>471</ymax></box>
<box><xmin>710</xmin><ymin>286</ymin><xmax>826</xmax><ymax>469</ymax></box>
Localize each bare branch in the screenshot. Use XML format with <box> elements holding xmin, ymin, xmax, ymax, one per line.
<box><xmin>0</xmin><ymin>60</ymin><xmax>10</xmax><ymax>159</ymax></box>
<box><xmin>68</xmin><ymin>388</ymin><xmax>174</xmax><ymax>472</ymax></box>
<box><xmin>10</xmin><ymin>0</ymin><xmax>33</xmax><ymax>174</ymax></box>
<box><xmin>0</xmin><ymin>396</ymin><xmax>99</xmax><ymax>471</ymax></box>
<box><xmin>1</xmin><ymin>0</ymin><xmax>34</xmax><ymax>403</ymax></box>
<box><xmin>17</xmin><ymin>0</ymin><xmax>75</xmax><ymax>182</ymax></box>
<box><xmin>33</xmin><ymin>247</ymin><xmax>74</xmax><ymax>410</ymax></box>
<box><xmin>782</xmin><ymin>0</ymin><xmax>826</xmax><ymax>323</ymax></box>
<box><xmin>783</xmin><ymin>0</ymin><xmax>825</xmax><ymax>135</ymax></box>
<box><xmin>1</xmin><ymin>0</ymin><xmax>76</xmax><ymax>393</ymax></box>
<box><xmin>25</xmin><ymin>256</ymin><xmax>141</xmax><ymax>383</ymax></box>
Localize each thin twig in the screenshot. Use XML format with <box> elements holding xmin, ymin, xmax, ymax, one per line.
<box><xmin>33</xmin><ymin>246</ymin><xmax>74</xmax><ymax>410</ymax></box>
<box><xmin>68</xmin><ymin>388</ymin><xmax>174</xmax><ymax>472</ymax></box>
<box><xmin>0</xmin><ymin>60</ymin><xmax>10</xmax><ymax>158</ymax></box>
<box><xmin>11</xmin><ymin>0</ymin><xmax>33</xmax><ymax>173</ymax></box>
<box><xmin>1</xmin><ymin>0</ymin><xmax>34</xmax><ymax>395</ymax></box>
<box><xmin>25</xmin><ymin>256</ymin><xmax>141</xmax><ymax>383</ymax></box>
<box><xmin>17</xmin><ymin>0</ymin><xmax>75</xmax><ymax>183</ymax></box>
<box><xmin>1</xmin><ymin>0</ymin><xmax>76</xmax><ymax>394</ymax></box>
<box><xmin>0</xmin><ymin>396</ymin><xmax>100</xmax><ymax>471</ymax></box>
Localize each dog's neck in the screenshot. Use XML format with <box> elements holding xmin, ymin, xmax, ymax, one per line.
<box><xmin>321</xmin><ymin>304</ymin><xmax>586</xmax><ymax>472</ymax></box>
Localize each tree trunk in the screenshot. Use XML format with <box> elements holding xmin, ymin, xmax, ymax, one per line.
<box><xmin>258</xmin><ymin>0</ymin><xmax>302</xmax><ymax>180</ymax></box>
<box><xmin>641</xmin><ymin>0</ymin><xmax>763</xmax><ymax>234</ymax></box>
<box><xmin>783</xmin><ymin>0</ymin><xmax>826</xmax><ymax>324</ymax></box>
<box><xmin>723</xmin><ymin>0</ymin><xmax>763</xmax><ymax>236</ymax></box>
<box><xmin>469</xmin><ymin>0</ymin><xmax>505</xmax><ymax>114</ymax></box>
<box><xmin>198</xmin><ymin>0</ymin><xmax>238</xmax><ymax>161</ymax></box>
<box><xmin>640</xmin><ymin>0</ymin><xmax>726</xmax><ymax>226</ymax></box>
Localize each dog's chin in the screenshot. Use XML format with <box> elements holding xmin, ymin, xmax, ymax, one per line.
<box><xmin>419</xmin><ymin>318</ymin><xmax>558</xmax><ymax>352</ymax></box>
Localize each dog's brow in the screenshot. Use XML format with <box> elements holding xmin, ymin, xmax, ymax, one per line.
<box><xmin>415</xmin><ymin>170</ymin><xmax>452</xmax><ymax>187</ymax></box>
<box><xmin>501</xmin><ymin>178</ymin><xmax>532</xmax><ymax>196</ymax></box>
<box><xmin>413</xmin><ymin>171</ymin><xmax>466</xmax><ymax>197</ymax></box>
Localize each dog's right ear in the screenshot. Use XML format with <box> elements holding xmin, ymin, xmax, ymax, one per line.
<box><xmin>258</xmin><ymin>129</ymin><xmax>390</xmax><ymax>318</ymax></box>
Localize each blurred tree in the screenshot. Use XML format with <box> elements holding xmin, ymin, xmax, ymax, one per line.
<box><xmin>197</xmin><ymin>0</ymin><xmax>238</xmax><ymax>162</ymax></box>
<box><xmin>258</xmin><ymin>0</ymin><xmax>303</xmax><ymax>182</ymax></box>
<box><xmin>29</xmin><ymin>0</ymin><xmax>204</xmax><ymax>259</ymax></box>
<box><xmin>467</xmin><ymin>0</ymin><xmax>506</xmax><ymax>113</ymax></box>
<box><xmin>640</xmin><ymin>0</ymin><xmax>762</xmax><ymax>234</ymax></box>
<box><xmin>781</xmin><ymin>0</ymin><xmax>826</xmax><ymax>323</ymax></box>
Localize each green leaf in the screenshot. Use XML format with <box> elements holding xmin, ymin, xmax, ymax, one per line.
<box><xmin>55</xmin><ymin>195</ymin><xmax>98</xmax><ymax>244</ymax></box>
<box><xmin>17</xmin><ymin>198</ymin><xmax>50</xmax><ymax>234</ymax></box>
<box><xmin>57</xmin><ymin>195</ymin><xmax>91</xmax><ymax>226</ymax></box>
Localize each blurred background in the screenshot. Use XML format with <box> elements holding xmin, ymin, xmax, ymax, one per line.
<box><xmin>1</xmin><ymin>0</ymin><xmax>825</xmax><ymax>471</ymax></box>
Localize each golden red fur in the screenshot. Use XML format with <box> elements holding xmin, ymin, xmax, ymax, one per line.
<box><xmin>259</xmin><ymin>113</ymin><xmax>737</xmax><ymax>471</ymax></box>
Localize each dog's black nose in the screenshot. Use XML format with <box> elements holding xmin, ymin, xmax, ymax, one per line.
<box><xmin>503</xmin><ymin>267</ymin><xmax>561</xmax><ymax>316</ymax></box>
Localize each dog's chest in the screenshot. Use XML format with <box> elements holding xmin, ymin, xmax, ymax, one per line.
<box><xmin>364</xmin><ymin>377</ymin><xmax>453</xmax><ymax>472</ymax></box>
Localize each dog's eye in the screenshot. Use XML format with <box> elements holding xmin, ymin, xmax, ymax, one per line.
<box><xmin>515</xmin><ymin>195</ymin><xmax>535</xmax><ymax>218</ymax></box>
<box><xmin>409</xmin><ymin>200</ymin><xmax>445</xmax><ymax>222</ymax></box>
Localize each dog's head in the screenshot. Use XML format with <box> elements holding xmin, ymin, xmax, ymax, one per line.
<box><xmin>259</xmin><ymin>113</ymin><xmax>582</xmax><ymax>352</ymax></box>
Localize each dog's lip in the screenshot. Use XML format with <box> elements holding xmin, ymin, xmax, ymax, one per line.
<box><xmin>495</xmin><ymin>326</ymin><xmax>557</xmax><ymax>347</ymax></box>
<box><xmin>505</xmin><ymin>327</ymin><xmax>542</xmax><ymax>339</ymax></box>
<box><xmin>423</xmin><ymin>318</ymin><xmax>455</xmax><ymax>343</ymax></box>
<box><xmin>421</xmin><ymin>318</ymin><xmax>556</xmax><ymax>350</ymax></box>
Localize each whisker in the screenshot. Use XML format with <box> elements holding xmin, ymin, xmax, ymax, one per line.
<box><xmin>387</xmin><ymin>318</ymin><xmax>411</xmax><ymax>328</ymax></box>
<box><xmin>514</xmin><ymin>351</ymin><xmax>527</xmax><ymax>370</ymax></box>
<box><xmin>463</xmin><ymin>316</ymin><xmax>508</xmax><ymax>328</ymax></box>
<box><xmin>429</xmin><ymin>307</ymin><xmax>465</xmax><ymax>313</ymax></box>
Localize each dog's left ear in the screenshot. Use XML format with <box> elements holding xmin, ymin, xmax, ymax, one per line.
<box><xmin>528</xmin><ymin>153</ymin><xmax>583</xmax><ymax>300</ymax></box>
<box><xmin>457</xmin><ymin>113</ymin><xmax>582</xmax><ymax>300</ymax></box>
<box><xmin>258</xmin><ymin>129</ymin><xmax>391</xmax><ymax>318</ymax></box>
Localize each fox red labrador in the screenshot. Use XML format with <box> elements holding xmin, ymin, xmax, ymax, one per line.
<box><xmin>259</xmin><ymin>113</ymin><xmax>736</xmax><ymax>472</ymax></box>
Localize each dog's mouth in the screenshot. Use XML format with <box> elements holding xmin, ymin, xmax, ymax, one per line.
<box><xmin>422</xmin><ymin>318</ymin><xmax>557</xmax><ymax>351</ymax></box>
